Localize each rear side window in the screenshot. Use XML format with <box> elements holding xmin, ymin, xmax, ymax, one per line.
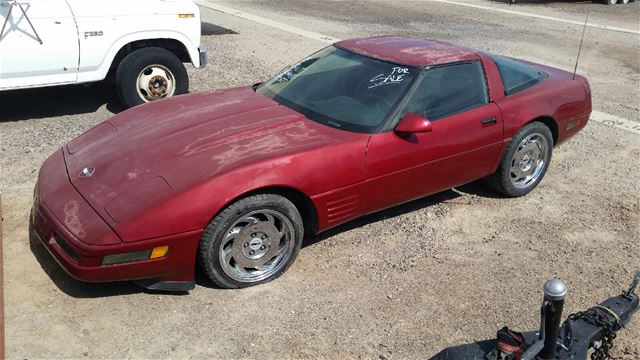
<box><xmin>400</xmin><ymin>61</ymin><xmax>489</xmax><ymax>121</ymax></box>
<box><xmin>491</xmin><ymin>55</ymin><xmax>547</xmax><ymax>96</ymax></box>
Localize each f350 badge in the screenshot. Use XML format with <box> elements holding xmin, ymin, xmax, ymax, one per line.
<box><xmin>84</xmin><ymin>31</ymin><xmax>104</xmax><ymax>39</ymax></box>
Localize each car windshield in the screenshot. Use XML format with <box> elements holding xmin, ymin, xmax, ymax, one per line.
<box><xmin>256</xmin><ymin>46</ymin><xmax>420</xmax><ymax>133</ymax></box>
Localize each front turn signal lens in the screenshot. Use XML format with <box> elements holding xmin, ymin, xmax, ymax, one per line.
<box><xmin>102</xmin><ymin>249</ymin><xmax>151</xmax><ymax>266</ymax></box>
<box><xmin>150</xmin><ymin>245</ymin><xmax>169</xmax><ymax>259</ymax></box>
<box><xmin>178</xmin><ymin>13</ymin><xmax>195</xmax><ymax>18</ymax></box>
<box><xmin>102</xmin><ymin>245</ymin><xmax>170</xmax><ymax>266</ymax></box>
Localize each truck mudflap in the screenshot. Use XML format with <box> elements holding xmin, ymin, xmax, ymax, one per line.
<box><xmin>199</xmin><ymin>46</ymin><xmax>208</xmax><ymax>68</ymax></box>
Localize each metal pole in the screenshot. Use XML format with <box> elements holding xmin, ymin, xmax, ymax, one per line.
<box><xmin>539</xmin><ymin>279</ymin><xmax>567</xmax><ymax>359</ymax></box>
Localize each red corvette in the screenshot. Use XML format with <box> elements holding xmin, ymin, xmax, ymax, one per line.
<box><xmin>32</xmin><ymin>36</ymin><xmax>591</xmax><ymax>291</ymax></box>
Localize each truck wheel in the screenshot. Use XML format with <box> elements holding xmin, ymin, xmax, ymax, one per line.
<box><xmin>115</xmin><ymin>47</ymin><xmax>188</xmax><ymax>108</ymax></box>
<box><xmin>606</xmin><ymin>0</ymin><xmax>618</xmax><ymax>4</ymax></box>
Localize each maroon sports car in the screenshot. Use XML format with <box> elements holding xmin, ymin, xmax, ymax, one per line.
<box><xmin>32</xmin><ymin>36</ymin><xmax>591</xmax><ymax>291</ymax></box>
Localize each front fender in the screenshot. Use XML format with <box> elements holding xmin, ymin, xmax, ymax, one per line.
<box><xmin>110</xmin><ymin>172</ymin><xmax>316</xmax><ymax>243</ymax></box>
<box><xmin>77</xmin><ymin>30</ymin><xmax>202</xmax><ymax>83</ymax></box>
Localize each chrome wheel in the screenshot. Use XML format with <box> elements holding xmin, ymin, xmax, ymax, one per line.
<box><xmin>509</xmin><ymin>133</ymin><xmax>549</xmax><ymax>189</ymax></box>
<box><xmin>218</xmin><ymin>209</ymin><xmax>295</xmax><ymax>283</ymax></box>
<box><xmin>136</xmin><ymin>64</ymin><xmax>175</xmax><ymax>102</ymax></box>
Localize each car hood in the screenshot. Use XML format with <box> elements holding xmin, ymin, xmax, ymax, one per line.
<box><xmin>65</xmin><ymin>87</ymin><xmax>359</xmax><ymax>235</ymax></box>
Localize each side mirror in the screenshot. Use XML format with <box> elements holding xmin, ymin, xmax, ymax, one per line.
<box><xmin>394</xmin><ymin>112</ymin><xmax>432</xmax><ymax>135</ymax></box>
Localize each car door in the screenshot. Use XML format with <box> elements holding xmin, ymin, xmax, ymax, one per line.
<box><xmin>364</xmin><ymin>61</ymin><xmax>504</xmax><ymax>213</ymax></box>
<box><xmin>0</xmin><ymin>0</ymin><xmax>79</xmax><ymax>89</ymax></box>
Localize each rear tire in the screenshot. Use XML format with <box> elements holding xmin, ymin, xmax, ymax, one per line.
<box><xmin>115</xmin><ymin>47</ymin><xmax>188</xmax><ymax>109</ymax></box>
<box><xmin>484</xmin><ymin>122</ymin><xmax>553</xmax><ymax>197</ymax></box>
<box><xmin>198</xmin><ymin>194</ymin><xmax>304</xmax><ymax>289</ymax></box>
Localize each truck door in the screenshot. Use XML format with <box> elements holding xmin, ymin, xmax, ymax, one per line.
<box><xmin>0</xmin><ymin>0</ymin><xmax>79</xmax><ymax>89</ymax></box>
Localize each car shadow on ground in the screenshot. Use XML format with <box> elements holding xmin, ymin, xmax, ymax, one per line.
<box><xmin>195</xmin><ymin>181</ymin><xmax>505</xmax><ymax>288</ymax></box>
<box><xmin>201</xmin><ymin>21</ymin><xmax>238</xmax><ymax>36</ymax></box>
<box><xmin>456</xmin><ymin>180</ymin><xmax>507</xmax><ymax>199</ymax></box>
<box><xmin>192</xmin><ymin>192</ymin><xmax>469</xmax><ymax>289</ymax></box>
<box><xmin>30</xmin><ymin>181</ymin><xmax>503</xmax><ymax>296</ymax></box>
<box><xmin>303</xmin><ymin>182</ymin><xmax>502</xmax><ymax>247</ymax></box>
<box><xmin>28</xmin><ymin>222</ymin><xmax>189</xmax><ymax>298</ymax></box>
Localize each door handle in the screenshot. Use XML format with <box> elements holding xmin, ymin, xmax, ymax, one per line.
<box><xmin>480</xmin><ymin>117</ymin><xmax>497</xmax><ymax>126</ymax></box>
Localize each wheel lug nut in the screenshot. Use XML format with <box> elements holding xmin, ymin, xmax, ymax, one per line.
<box><xmin>260</xmin><ymin>245</ymin><xmax>265</xmax><ymax>250</ymax></box>
<box><xmin>251</xmin><ymin>233</ymin><xmax>256</xmax><ymax>237</ymax></box>
<box><xmin>243</xmin><ymin>242</ymin><xmax>249</xmax><ymax>247</ymax></box>
<box><xmin>261</xmin><ymin>235</ymin><xmax>266</xmax><ymax>240</ymax></box>
<box><xmin>249</xmin><ymin>250</ymin><xmax>255</xmax><ymax>255</ymax></box>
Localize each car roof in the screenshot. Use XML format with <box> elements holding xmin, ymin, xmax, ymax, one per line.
<box><xmin>336</xmin><ymin>35</ymin><xmax>480</xmax><ymax>67</ymax></box>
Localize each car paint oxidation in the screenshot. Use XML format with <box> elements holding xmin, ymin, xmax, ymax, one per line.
<box><xmin>33</xmin><ymin>36</ymin><xmax>591</xmax><ymax>286</ymax></box>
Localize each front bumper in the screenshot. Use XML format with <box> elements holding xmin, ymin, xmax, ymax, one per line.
<box><xmin>32</xmin><ymin>150</ymin><xmax>201</xmax><ymax>288</ymax></box>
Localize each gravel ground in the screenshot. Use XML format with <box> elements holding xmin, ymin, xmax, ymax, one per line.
<box><xmin>1</xmin><ymin>1</ymin><xmax>639</xmax><ymax>359</ymax></box>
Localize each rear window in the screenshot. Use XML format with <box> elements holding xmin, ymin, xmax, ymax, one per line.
<box><xmin>491</xmin><ymin>55</ymin><xmax>547</xmax><ymax>96</ymax></box>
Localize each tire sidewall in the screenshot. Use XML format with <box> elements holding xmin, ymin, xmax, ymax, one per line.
<box><xmin>200</xmin><ymin>195</ymin><xmax>304</xmax><ymax>289</ymax></box>
<box><xmin>116</xmin><ymin>47</ymin><xmax>189</xmax><ymax>108</ymax></box>
<box><xmin>499</xmin><ymin>123</ymin><xmax>553</xmax><ymax>197</ymax></box>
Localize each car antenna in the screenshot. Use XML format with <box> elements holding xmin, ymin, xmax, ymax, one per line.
<box><xmin>572</xmin><ymin>11</ymin><xmax>589</xmax><ymax>80</ymax></box>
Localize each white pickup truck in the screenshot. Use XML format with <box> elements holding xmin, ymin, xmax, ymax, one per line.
<box><xmin>0</xmin><ymin>0</ymin><xmax>206</xmax><ymax>108</ymax></box>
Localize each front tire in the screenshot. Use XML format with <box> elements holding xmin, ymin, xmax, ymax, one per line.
<box><xmin>484</xmin><ymin>122</ymin><xmax>553</xmax><ymax>197</ymax></box>
<box><xmin>115</xmin><ymin>47</ymin><xmax>189</xmax><ymax>109</ymax></box>
<box><xmin>198</xmin><ymin>194</ymin><xmax>304</xmax><ymax>289</ymax></box>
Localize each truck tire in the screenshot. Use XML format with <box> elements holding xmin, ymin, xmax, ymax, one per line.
<box><xmin>115</xmin><ymin>47</ymin><xmax>189</xmax><ymax>108</ymax></box>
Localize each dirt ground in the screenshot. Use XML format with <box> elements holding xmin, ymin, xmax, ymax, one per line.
<box><xmin>1</xmin><ymin>1</ymin><xmax>639</xmax><ymax>359</ymax></box>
